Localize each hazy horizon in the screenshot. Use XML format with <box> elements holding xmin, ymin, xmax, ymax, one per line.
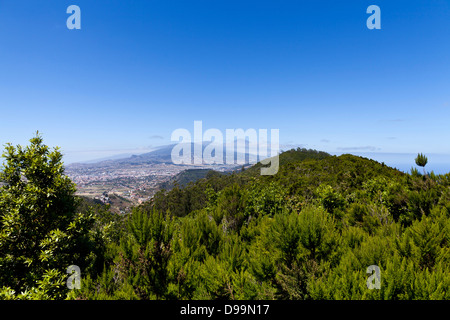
<box><xmin>61</xmin><ymin>142</ymin><xmax>450</xmax><ymax>175</ymax></box>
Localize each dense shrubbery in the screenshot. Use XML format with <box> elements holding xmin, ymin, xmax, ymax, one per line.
<box><xmin>1</xmin><ymin>139</ymin><xmax>449</xmax><ymax>300</ymax></box>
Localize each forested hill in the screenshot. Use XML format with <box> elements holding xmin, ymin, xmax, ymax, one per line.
<box><xmin>72</xmin><ymin>146</ymin><xmax>446</xmax><ymax>300</ymax></box>
<box><xmin>158</xmin><ymin>168</ymin><xmax>219</xmax><ymax>191</ymax></box>
<box><xmin>146</xmin><ymin>148</ymin><xmax>407</xmax><ymax>219</ymax></box>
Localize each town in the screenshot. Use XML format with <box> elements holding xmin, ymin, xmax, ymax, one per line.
<box><xmin>65</xmin><ymin>159</ymin><xmax>236</xmax><ymax>213</ymax></box>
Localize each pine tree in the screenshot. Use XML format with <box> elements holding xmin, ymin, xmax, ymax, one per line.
<box><xmin>117</xmin><ymin>207</ymin><xmax>174</xmax><ymax>299</ymax></box>
<box><xmin>415</xmin><ymin>153</ymin><xmax>428</xmax><ymax>176</ymax></box>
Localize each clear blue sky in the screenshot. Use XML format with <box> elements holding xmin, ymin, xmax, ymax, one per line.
<box><xmin>1</xmin><ymin>1</ymin><xmax>449</xmax><ymax>172</ymax></box>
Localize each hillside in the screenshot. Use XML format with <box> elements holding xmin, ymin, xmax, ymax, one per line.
<box><xmin>158</xmin><ymin>168</ymin><xmax>224</xmax><ymax>191</ymax></box>
<box><xmin>146</xmin><ymin>148</ymin><xmax>405</xmax><ymax>218</ymax></box>
<box><xmin>244</xmin><ymin>147</ymin><xmax>331</xmax><ymax>176</ymax></box>
<box><xmin>97</xmin><ymin>147</ymin><xmax>447</xmax><ymax>300</ymax></box>
<box><xmin>4</xmin><ymin>138</ymin><xmax>449</xmax><ymax>300</ymax></box>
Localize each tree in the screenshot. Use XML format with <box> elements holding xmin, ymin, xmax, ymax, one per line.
<box><xmin>0</xmin><ymin>133</ymin><xmax>95</xmax><ymax>299</ymax></box>
<box><xmin>415</xmin><ymin>153</ymin><xmax>428</xmax><ymax>176</ymax></box>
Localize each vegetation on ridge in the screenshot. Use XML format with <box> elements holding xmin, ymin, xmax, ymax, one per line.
<box><xmin>1</xmin><ymin>135</ymin><xmax>449</xmax><ymax>300</ymax></box>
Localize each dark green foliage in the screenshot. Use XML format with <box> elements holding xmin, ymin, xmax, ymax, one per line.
<box><xmin>0</xmin><ymin>134</ymin><xmax>99</xmax><ymax>299</ymax></box>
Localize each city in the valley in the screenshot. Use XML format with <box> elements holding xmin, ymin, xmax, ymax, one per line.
<box><xmin>65</xmin><ymin>148</ymin><xmax>238</xmax><ymax>213</ymax></box>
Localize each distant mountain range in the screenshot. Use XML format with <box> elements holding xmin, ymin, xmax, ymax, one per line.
<box><xmin>67</xmin><ymin>141</ymin><xmax>274</xmax><ymax>169</ymax></box>
<box><xmin>78</xmin><ymin>153</ymin><xmax>140</xmax><ymax>164</ymax></box>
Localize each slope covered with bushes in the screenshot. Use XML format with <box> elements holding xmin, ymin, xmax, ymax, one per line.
<box><xmin>1</xmin><ymin>139</ymin><xmax>449</xmax><ymax>300</ymax></box>
<box><xmin>72</xmin><ymin>148</ymin><xmax>450</xmax><ymax>300</ymax></box>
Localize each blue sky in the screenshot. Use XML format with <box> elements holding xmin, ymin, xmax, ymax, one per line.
<box><xmin>1</xmin><ymin>1</ymin><xmax>449</xmax><ymax>172</ymax></box>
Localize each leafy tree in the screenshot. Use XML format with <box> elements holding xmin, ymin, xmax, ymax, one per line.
<box><xmin>0</xmin><ymin>133</ymin><xmax>95</xmax><ymax>299</ymax></box>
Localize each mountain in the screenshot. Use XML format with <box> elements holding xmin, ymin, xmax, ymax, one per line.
<box><xmin>77</xmin><ymin>153</ymin><xmax>139</xmax><ymax>164</ymax></box>
<box><xmin>67</xmin><ymin>140</ymin><xmax>271</xmax><ymax>168</ymax></box>
<box><xmin>66</xmin><ymin>144</ymin><xmax>175</xmax><ymax>168</ymax></box>
<box><xmin>114</xmin><ymin>144</ymin><xmax>176</xmax><ymax>165</ymax></box>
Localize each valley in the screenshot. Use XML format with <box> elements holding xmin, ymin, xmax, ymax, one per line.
<box><xmin>65</xmin><ymin>145</ymin><xmax>240</xmax><ymax>213</ymax></box>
